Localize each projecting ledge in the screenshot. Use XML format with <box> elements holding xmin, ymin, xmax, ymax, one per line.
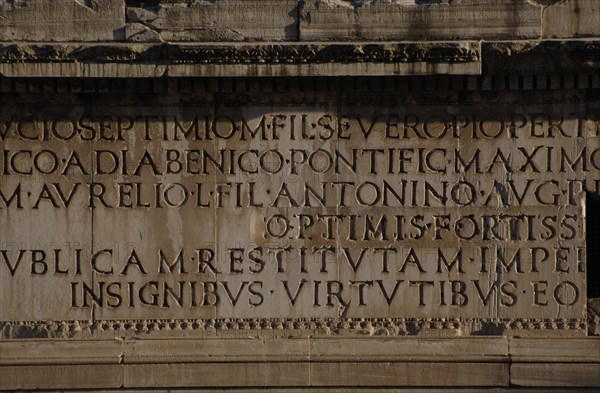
<box><xmin>1</xmin><ymin>338</ymin><xmax>599</xmax><ymax>390</ymax></box>
<box><xmin>2</xmin><ymin>40</ymin><xmax>599</xmax><ymax>78</ymax></box>
<box><xmin>2</xmin><ymin>337</ymin><xmax>600</xmax><ymax>365</ymax></box>
<box><xmin>0</xmin><ymin>41</ymin><xmax>481</xmax><ymax>78</ymax></box>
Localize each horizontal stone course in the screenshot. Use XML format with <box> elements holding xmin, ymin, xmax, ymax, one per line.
<box><xmin>2</xmin><ymin>40</ymin><xmax>599</xmax><ymax>78</ymax></box>
<box><xmin>0</xmin><ymin>1</ymin><xmax>599</xmax><ymax>43</ymax></box>
<box><xmin>125</xmin><ymin>0</ymin><xmax>299</xmax><ymax>42</ymax></box>
<box><xmin>0</xmin><ymin>0</ymin><xmax>125</xmax><ymax>42</ymax></box>
<box><xmin>0</xmin><ymin>41</ymin><xmax>483</xmax><ymax>77</ymax></box>
<box><xmin>1</xmin><ymin>3</ymin><xmax>599</xmax><ymax>393</ymax></box>
<box><xmin>543</xmin><ymin>0</ymin><xmax>600</xmax><ymax>38</ymax></box>
<box><xmin>300</xmin><ymin>0</ymin><xmax>542</xmax><ymax>41</ymax></box>
<box><xmin>1</xmin><ymin>338</ymin><xmax>599</xmax><ymax>389</ymax></box>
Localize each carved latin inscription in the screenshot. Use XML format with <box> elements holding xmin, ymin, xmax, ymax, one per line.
<box><xmin>1</xmin><ymin>104</ymin><xmax>598</xmax><ymax>333</ymax></box>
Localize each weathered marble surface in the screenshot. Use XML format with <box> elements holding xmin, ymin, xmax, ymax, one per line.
<box><xmin>0</xmin><ymin>0</ymin><xmax>599</xmax><ymax>43</ymax></box>
<box><xmin>543</xmin><ymin>0</ymin><xmax>600</xmax><ymax>38</ymax></box>
<box><xmin>125</xmin><ymin>0</ymin><xmax>299</xmax><ymax>42</ymax></box>
<box><xmin>1</xmin><ymin>40</ymin><xmax>600</xmax><ymax>78</ymax></box>
<box><xmin>0</xmin><ymin>1</ymin><xmax>599</xmax><ymax>391</ymax></box>
<box><xmin>1</xmin><ymin>78</ymin><xmax>598</xmax><ymax>339</ymax></box>
<box><xmin>0</xmin><ymin>0</ymin><xmax>125</xmax><ymax>42</ymax></box>
<box><xmin>299</xmin><ymin>0</ymin><xmax>541</xmax><ymax>41</ymax></box>
<box><xmin>1</xmin><ymin>337</ymin><xmax>599</xmax><ymax>390</ymax></box>
<box><xmin>0</xmin><ymin>41</ymin><xmax>483</xmax><ymax>77</ymax></box>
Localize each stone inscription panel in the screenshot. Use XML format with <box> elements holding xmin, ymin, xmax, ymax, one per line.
<box><xmin>1</xmin><ymin>101</ymin><xmax>598</xmax><ymax>333</ymax></box>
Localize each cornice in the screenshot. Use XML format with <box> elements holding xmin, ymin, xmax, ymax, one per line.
<box><xmin>0</xmin><ymin>40</ymin><xmax>598</xmax><ymax>78</ymax></box>
<box><xmin>0</xmin><ymin>41</ymin><xmax>482</xmax><ymax>77</ymax></box>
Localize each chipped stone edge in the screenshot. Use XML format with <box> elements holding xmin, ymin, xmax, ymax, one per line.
<box><xmin>0</xmin><ymin>41</ymin><xmax>481</xmax><ymax>77</ymax></box>
<box><xmin>0</xmin><ymin>40</ymin><xmax>598</xmax><ymax>77</ymax></box>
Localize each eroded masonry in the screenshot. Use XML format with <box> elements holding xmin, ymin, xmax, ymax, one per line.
<box><xmin>1</xmin><ymin>0</ymin><xmax>599</xmax><ymax>391</ymax></box>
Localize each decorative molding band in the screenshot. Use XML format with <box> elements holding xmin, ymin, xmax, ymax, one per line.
<box><xmin>0</xmin><ymin>40</ymin><xmax>598</xmax><ymax>78</ymax></box>
<box><xmin>169</xmin><ymin>43</ymin><xmax>480</xmax><ymax>65</ymax></box>
<box><xmin>0</xmin><ymin>42</ymin><xmax>479</xmax><ymax>65</ymax></box>
<box><xmin>0</xmin><ymin>318</ymin><xmax>587</xmax><ymax>339</ymax></box>
<box><xmin>3</xmin><ymin>337</ymin><xmax>600</xmax><ymax>365</ymax></box>
<box><xmin>0</xmin><ymin>41</ymin><xmax>483</xmax><ymax>77</ymax></box>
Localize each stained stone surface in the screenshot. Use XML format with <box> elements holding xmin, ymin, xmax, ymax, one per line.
<box><xmin>0</xmin><ymin>0</ymin><xmax>125</xmax><ymax>42</ymax></box>
<box><xmin>1</xmin><ymin>78</ymin><xmax>598</xmax><ymax>338</ymax></box>
<box><xmin>125</xmin><ymin>0</ymin><xmax>300</xmax><ymax>42</ymax></box>
<box><xmin>543</xmin><ymin>0</ymin><xmax>600</xmax><ymax>39</ymax></box>
<box><xmin>0</xmin><ymin>41</ymin><xmax>484</xmax><ymax>78</ymax></box>
<box><xmin>0</xmin><ymin>1</ymin><xmax>599</xmax><ymax>391</ymax></box>
<box><xmin>1</xmin><ymin>0</ymin><xmax>599</xmax><ymax>43</ymax></box>
<box><xmin>299</xmin><ymin>0</ymin><xmax>541</xmax><ymax>41</ymax></box>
